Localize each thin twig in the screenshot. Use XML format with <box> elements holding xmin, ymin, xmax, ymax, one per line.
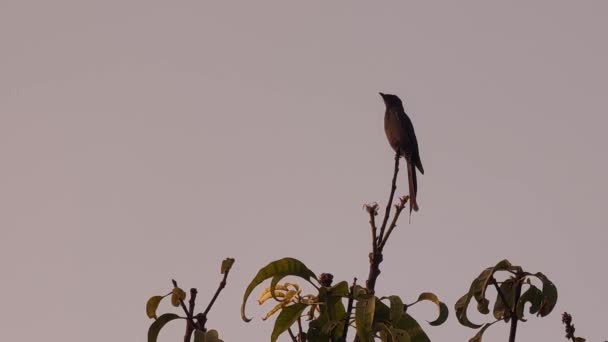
<box><xmin>203</xmin><ymin>268</ymin><xmax>231</xmax><ymax>317</ymax></box>
<box><xmin>297</xmin><ymin>316</ymin><xmax>304</xmax><ymax>342</ymax></box>
<box><xmin>508</xmin><ymin>273</ymin><xmax>524</xmax><ymax>342</ymax></box>
<box><xmin>490</xmin><ymin>278</ymin><xmax>512</xmax><ymax>314</ymax></box>
<box><xmin>366</xmin><ymin>205</ymin><xmax>379</xmax><ymax>254</ymax></box>
<box><xmin>379</xmin><ymin>196</ymin><xmax>408</xmax><ymax>250</ymax></box>
<box><xmin>171</xmin><ymin>279</ymin><xmax>197</xmax><ymax>342</ymax></box>
<box><xmin>183</xmin><ymin>288</ymin><xmax>198</xmax><ymax>342</ymax></box>
<box><xmin>287</xmin><ymin>327</ymin><xmax>298</xmax><ymax>342</ymax></box>
<box><xmin>377</xmin><ymin>152</ymin><xmax>400</xmax><ymax>242</ymax></box>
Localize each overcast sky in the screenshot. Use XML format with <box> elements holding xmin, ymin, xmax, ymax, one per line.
<box><xmin>1</xmin><ymin>1</ymin><xmax>607</xmax><ymax>341</ymax></box>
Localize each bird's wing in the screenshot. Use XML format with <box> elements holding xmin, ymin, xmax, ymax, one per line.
<box><xmin>398</xmin><ymin>111</ymin><xmax>424</xmax><ymax>174</ymax></box>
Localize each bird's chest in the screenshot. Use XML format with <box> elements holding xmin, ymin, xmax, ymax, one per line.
<box><xmin>384</xmin><ymin>111</ymin><xmax>407</xmax><ymax>150</ymax></box>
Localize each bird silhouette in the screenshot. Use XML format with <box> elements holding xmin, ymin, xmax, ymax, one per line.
<box><xmin>380</xmin><ymin>92</ymin><xmax>424</xmax><ymax>213</ymax></box>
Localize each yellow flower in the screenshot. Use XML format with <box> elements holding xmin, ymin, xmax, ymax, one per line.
<box><xmin>256</xmin><ymin>282</ymin><xmax>319</xmax><ymax>321</ymax></box>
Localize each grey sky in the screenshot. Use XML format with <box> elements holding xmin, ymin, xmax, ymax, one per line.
<box><xmin>1</xmin><ymin>1</ymin><xmax>607</xmax><ymax>341</ymax></box>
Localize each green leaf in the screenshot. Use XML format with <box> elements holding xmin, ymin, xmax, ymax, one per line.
<box><xmin>329</xmin><ymin>281</ymin><xmax>349</xmax><ymax>297</ymax></box>
<box><xmin>326</xmin><ymin>293</ymin><xmax>346</xmax><ymax>337</ymax></box>
<box><xmin>374</xmin><ymin>298</ymin><xmax>391</xmax><ymax>322</ymax></box>
<box><xmin>271</xmin><ymin>303</ymin><xmax>308</xmax><ymax>342</ymax></box>
<box><xmin>353</xmin><ymin>285</ymin><xmax>369</xmax><ymax>300</ymax></box>
<box><xmin>534</xmin><ymin>272</ymin><xmax>558</xmax><ymax>317</ymax></box>
<box><xmin>355</xmin><ymin>295</ymin><xmax>375</xmax><ymax>342</ymax></box>
<box><xmin>171</xmin><ymin>287</ymin><xmax>186</xmax><ymax>307</ymax></box>
<box><xmin>309</xmin><ymin>290</ymin><xmax>346</xmax><ymax>340</ymax></box>
<box><xmin>468</xmin><ymin>321</ymin><xmax>496</xmax><ymax>342</ymax></box>
<box><xmin>515</xmin><ymin>284</ymin><xmax>542</xmax><ymax>319</ymax></box>
<box><xmin>241</xmin><ymin>257</ymin><xmax>318</xmax><ymax>322</ymax></box>
<box><xmin>146</xmin><ymin>295</ymin><xmax>164</xmax><ymax>319</ymax></box>
<box><xmin>455</xmin><ymin>279</ymin><xmax>483</xmax><ymax>329</ymax></box>
<box><xmin>393</xmin><ymin>313</ymin><xmax>430</xmax><ymax>342</ymax></box>
<box><xmin>391</xmin><ymin>328</ymin><xmax>412</xmax><ymax>342</ymax></box>
<box><xmin>148</xmin><ymin>313</ymin><xmax>179</xmax><ymax>342</ymax></box>
<box><xmin>306</xmin><ymin>319</ymin><xmax>329</xmax><ymax>342</ymax></box>
<box><xmin>321</xmin><ymin>320</ymin><xmax>340</xmax><ymax>335</ymax></box>
<box><xmin>492</xmin><ymin>278</ymin><xmax>515</xmax><ymax>321</ymax></box>
<box><xmin>375</xmin><ymin>322</ymin><xmax>412</xmax><ymax>342</ymax></box>
<box><xmin>416</xmin><ymin>292</ymin><xmax>449</xmax><ymax>326</ymax></box>
<box><xmin>387</xmin><ymin>295</ymin><xmax>405</xmax><ymax>322</ymax></box>
<box><xmin>193</xmin><ymin>330</ymin><xmax>205</xmax><ymax>342</ymax></box>
<box><xmin>221</xmin><ymin>258</ymin><xmax>235</xmax><ymax>274</ymax></box>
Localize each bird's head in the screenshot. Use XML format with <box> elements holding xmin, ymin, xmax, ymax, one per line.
<box><xmin>379</xmin><ymin>92</ymin><xmax>404</xmax><ymax>108</ymax></box>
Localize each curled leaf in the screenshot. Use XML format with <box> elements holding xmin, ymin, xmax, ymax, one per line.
<box><xmin>469</xmin><ymin>321</ymin><xmax>498</xmax><ymax>342</ymax></box>
<box><xmin>515</xmin><ymin>284</ymin><xmax>542</xmax><ymax>319</ymax></box>
<box><xmin>171</xmin><ymin>287</ymin><xmax>186</xmax><ymax>307</ymax></box>
<box><xmin>146</xmin><ymin>295</ymin><xmax>164</xmax><ymax>319</ymax></box>
<box><xmin>534</xmin><ymin>272</ymin><xmax>558</xmax><ymax>317</ymax></box>
<box><xmin>473</xmin><ymin>260</ymin><xmax>513</xmax><ymax>314</ymax></box>
<box><xmin>415</xmin><ymin>292</ymin><xmax>449</xmax><ymax>326</ymax></box>
<box><xmin>455</xmin><ymin>279</ymin><xmax>483</xmax><ymax>329</ymax></box>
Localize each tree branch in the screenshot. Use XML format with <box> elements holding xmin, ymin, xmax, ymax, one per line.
<box><xmin>379</xmin><ymin>196</ymin><xmax>408</xmax><ymax>250</ymax></box>
<box><xmin>365</xmin><ymin>204</ymin><xmax>379</xmax><ymax>254</ymax></box>
<box><xmin>377</xmin><ymin>152</ymin><xmax>400</xmax><ymax>243</ymax></box>
<box><xmin>365</xmin><ymin>151</ymin><xmax>400</xmax><ymax>293</ymax></box>
<box><xmin>171</xmin><ymin>279</ymin><xmax>197</xmax><ymax>342</ymax></box>
<box><xmin>203</xmin><ymin>268</ymin><xmax>230</xmax><ymax>317</ymax></box>
<box><xmin>508</xmin><ymin>274</ymin><xmax>524</xmax><ymax>342</ymax></box>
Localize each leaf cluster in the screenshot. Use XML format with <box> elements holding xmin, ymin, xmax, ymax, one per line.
<box><xmin>241</xmin><ymin>258</ymin><xmax>449</xmax><ymax>342</ymax></box>
<box><xmin>145</xmin><ymin>258</ymin><xmax>235</xmax><ymax>342</ymax></box>
<box><xmin>454</xmin><ymin>259</ymin><xmax>558</xmax><ymax>341</ymax></box>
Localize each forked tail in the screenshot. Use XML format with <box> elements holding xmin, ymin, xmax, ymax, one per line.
<box><xmin>406</xmin><ymin>160</ymin><xmax>419</xmax><ymax>212</ymax></box>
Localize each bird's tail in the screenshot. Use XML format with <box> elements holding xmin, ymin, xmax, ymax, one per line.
<box><xmin>406</xmin><ymin>160</ymin><xmax>419</xmax><ymax>212</ymax></box>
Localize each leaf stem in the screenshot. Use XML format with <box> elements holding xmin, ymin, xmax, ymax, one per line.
<box><xmin>491</xmin><ymin>277</ymin><xmax>513</xmax><ymax>314</ymax></box>
<box><xmin>297</xmin><ymin>315</ymin><xmax>304</xmax><ymax>342</ymax></box>
<box><xmin>508</xmin><ymin>274</ymin><xmax>524</xmax><ymax>342</ymax></box>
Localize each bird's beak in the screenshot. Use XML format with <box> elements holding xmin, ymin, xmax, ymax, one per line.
<box><xmin>379</xmin><ymin>92</ymin><xmax>385</xmax><ymax>100</ymax></box>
